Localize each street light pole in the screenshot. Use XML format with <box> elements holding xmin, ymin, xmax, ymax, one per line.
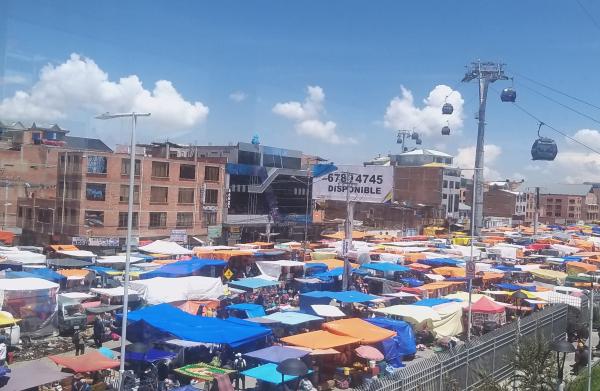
<box><xmin>95</xmin><ymin>112</ymin><xmax>150</xmax><ymax>390</ymax></box>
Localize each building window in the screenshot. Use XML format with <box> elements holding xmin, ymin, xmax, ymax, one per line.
<box><xmin>179</xmin><ymin>164</ymin><xmax>196</xmax><ymax>180</ymax></box>
<box><xmin>84</xmin><ymin>210</ymin><xmax>104</xmax><ymax>227</ymax></box>
<box><xmin>121</xmin><ymin>159</ymin><xmax>141</xmax><ymax>176</ymax></box>
<box><xmin>149</xmin><ymin>212</ymin><xmax>167</xmax><ymax>228</ymax></box>
<box><xmin>118</xmin><ymin>212</ymin><xmax>139</xmax><ymax>228</ymax></box>
<box><xmin>569</xmin><ymin>206</ymin><xmax>575</xmax><ymax>211</ymax></box>
<box><xmin>176</xmin><ymin>212</ymin><xmax>194</xmax><ymax>227</ymax></box>
<box><xmin>205</xmin><ymin>166</ymin><xmax>220</xmax><ymax>181</ymax></box>
<box><xmin>568</xmin><ymin>213</ymin><xmax>575</xmax><ymax>218</ymax></box>
<box><xmin>569</xmin><ymin>199</ymin><xmax>575</xmax><ymax>204</ymax></box>
<box><xmin>443</xmin><ymin>180</ymin><xmax>448</xmax><ymax>188</ymax></box>
<box><xmin>119</xmin><ymin>185</ymin><xmax>140</xmax><ymax>203</ymax></box>
<box><xmin>455</xmin><ymin>182</ymin><xmax>460</xmax><ymax>189</ymax></box>
<box><xmin>203</xmin><ymin>211</ymin><xmax>217</xmax><ymax>226</ymax></box>
<box><xmin>86</xmin><ymin>183</ymin><xmax>106</xmax><ymax>201</ymax></box>
<box><xmin>442</xmin><ymin>193</ymin><xmax>447</xmax><ymax>199</ymax></box>
<box><xmin>205</xmin><ymin>189</ymin><xmax>219</xmax><ymax>205</ymax></box>
<box><xmin>151</xmin><ymin>161</ymin><xmax>169</xmax><ymax>178</ymax></box>
<box><xmin>178</xmin><ymin>188</ymin><xmax>195</xmax><ymax>204</ymax></box>
<box><xmin>87</xmin><ymin>156</ymin><xmax>107</xmax><ymax>174</ymax></box>
<box><xmin>150</xmin><ymin>186</ymin><xmax>168</xmax><ymax>203</ymax></box>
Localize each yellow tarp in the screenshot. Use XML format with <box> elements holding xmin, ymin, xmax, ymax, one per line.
<box><xmin>432</xmin><ymin>267</ymin><xmax>465</xmax><ymax>278</ymax></box>
<box><xmin>529</xmin><ymin>269</ymin><xmax>568</xmax><ymax>284</ymax></box>
<box><xmin>57</xmin><ymin>269</ymin><xmax>91</xmax><ymax>278</ymax></box>
<box><xmin>310</xmin><ymin>252</ymin><xmax>337</xmax><ymax>261</ymax></box>
<box><xmin>322</xmin><ymin>231</ymin><xmax>368</xmax><ymax>240</ymax></box>
<box><xmin>566</xmin><ymin>261</ymin><xmax>597</xmax><ymax>276</ymax></box>
<box><xmin>0</xmin><ymin>311</ymin><xmax>19</xmax><ymax>326</ymax></box>
<box><xmin>50</xmin><ymin>244</ymin><xmax>78</xmax><ymax>252</ymax></box>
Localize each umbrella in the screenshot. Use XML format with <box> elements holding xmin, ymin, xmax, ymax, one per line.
<box><xmin>354</xmin><ymin>346</ymin><xmax>384</xmax><ymax>361</ymax></box>
<box><xmin>245</xmin><ymin>346</ymin><xmax>309</xmax><ymax>363</ymax></box>
<box><xmin>276</xmin><ymin>358</ymin><xmax>309</xmax><ymax>377</ymax></box>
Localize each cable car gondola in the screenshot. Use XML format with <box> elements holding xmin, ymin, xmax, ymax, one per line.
<box><xmin>501</xmin><ymin>88</ymin><xmax>517</xmax><ymax>103</ymax></box>
<box><xmin>442</xmin><ymin>103</ymin><xmax>454</xmax><ymax>115</ymax></box>
<box><xmin>531</xmin><ymin>122</ymin><xmax>557</xmax><ymax>161</ymax></box>
<box><xmin>411</xmin><ymin>131</ymin><xmax>419</xmax><ymax>140</ymax></box>
<box><xmin>441</xmin><ymin>126</ymin><xmax>450</xmax><ymax>136</ymax></box>
<box><xmin>416</xmin><ymin>138</ymin><xmax>422</xmax><ymax>145</ymax></box>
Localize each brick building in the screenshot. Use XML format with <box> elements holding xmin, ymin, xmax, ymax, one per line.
<box><xmin>529</xmin><ymin>184</ymin><xmax>596</xmax><ymax>225</ymax></box>
<box><xmin>0</xmin><ymin>121</ymin><xmax>111</xmax><ymax>235</ymax></box>
<box><xmin>18</xmin><ymin>148</ymin><xmax>226</xmax><ymax>246</ymax></box>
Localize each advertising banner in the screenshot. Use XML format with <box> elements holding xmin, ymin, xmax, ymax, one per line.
<box><xmin>312</xmin><ymin>165</ymin><xmax>393</xmax><ymax>204</ymax></box>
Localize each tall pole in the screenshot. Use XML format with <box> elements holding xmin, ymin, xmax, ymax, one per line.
<box><xmin>588</xmin><ymin>276</ymin><xmax>594</xmax><ymax>391</ymax></box>
<box><xmin>462</xmin><ymin>61</ymin><xmax>509</xmax><ymax>235</ymax></box>
<box><xmin>534</xmin><ymin>187</ymin><xmax>540</xmax><ymax>236</ymax></box>
<box><xmin>303</xmin><ymin>166</ymin><xmax>311</xmax><ymax>259</ymax></box>
<box><xmin>467</xmin><ymin>170</ymin><xmax>478</xmax><ymax>342</ymax></box>
<box><xmin>61</xmin><ymin>151</ymin><xmax>67</xmax><ymax>233</ymax></box>
<box><xmin>342</xmin><ymin>173</ymin><xmax>353</xmax><ymax>291</ymax></box>
<box><xmin>3</xmin><ymin>182</ymin><xmax>7</xmax><ymax>230</ymax></box>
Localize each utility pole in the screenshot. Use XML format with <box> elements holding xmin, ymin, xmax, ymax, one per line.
<box><xmin>341</xmin><ymin>172</ymin><xmax>354</xmax><ymax>291</ymax></box>
<box><xmin>534</xmin><ymin>187</ymin><xmax>540</xmax><ymax>236</ymax></box>
<box><xmin>462</xmin><ymin>61</ymin><xmax>509</xmax><ymax>235</ymax></box>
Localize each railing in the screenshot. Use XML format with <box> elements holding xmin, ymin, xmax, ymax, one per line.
<box><xmin>357</xmin><ymin>304</ymin><xmax>569</xmax><ymax>391</ymax></box>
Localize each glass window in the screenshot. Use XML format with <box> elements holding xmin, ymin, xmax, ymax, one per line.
<box><xmin>86</xmin><ymin>183</ymin><xmax>106</xmax><ymax>201</ymax></box>
<box><xmin>205</xmin><ymin>166</ymin><xmax>220</xmax><ymax>181</ymax></box>
<box><xmin>119</xmin><ymin>185</ymin><xmax>140</xmax><ymax>203</ymax></box>
<box><xmin>84</xmin><ymin>210</ymin><xmax>104</xmax><ymax>227</ymax></box>
<box><xmin>121</xmin><ymin>159</ymin><xmax>141</xmax><ymax>176</ymax></box>
<box><xmin>118</xmin><ymin>212</ymin><xmax>138</xmax><ymax>228</ymax></box>
<box><xmin>179</xmin><ymin>164</ymin><xmax>196</xmax><ymax>180</ymax></box>
<box><xmin>176</xmin><ymin>212</ymin><xmax>194</xmax><ymax>227</ymax></box>
<box><xmin>442</xmin><ymin>193</ymin><xmax>447</xmax><ymax>199</ymax></box>
<box><xmin>150</xmin><ymin>186</ymin><xmax>168</xmax><ymax>203</ymax></box>
<box><xmin>203</xmin><ymin>211</ymin><xmax>217</xmax><ymax>226</ymax></box>
<box><xmin>149</xmin><ymin>212</ymin><xmax>167</xmax><ymax>228</ymax></box>
<box><xmin>178</xmin><ymin>188</ymin><xmax>195</xmax><ymax>204</ymax></box>
<box><xmin>151</xmin><ymin>161</ymin><xmax>169</xmax><ymax>177</ymax></box>
<box><xmin>443</xmin><ymin>180</ymin><xmax>448</xmax><ymax>188</ymax></box>
<box><xmin>205</xmin><ymin>189</ymin><xmax>219</xmax><ymax>205</ymax></box>
<box><xmin>87</xmin><ymin>156</ymin><xmax>107</xmax><ymax>174</ymax></box>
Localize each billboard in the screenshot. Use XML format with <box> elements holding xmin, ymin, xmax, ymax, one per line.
<box><xmin>312</xmin><ymin>165</ymin><xmax>393</xmax><ymax>204</ymax></box>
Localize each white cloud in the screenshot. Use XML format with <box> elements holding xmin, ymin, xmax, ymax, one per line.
<box><xmin>383</xmin><ymin>85</ymin><xmax>464</xmax><ymax>137</ymax></box>
<box><xmin>455</xmin><ymin>144</ymin><xmax>503</xmax><ymax>180</ymax></box>
<box><xmin>273</xmin><ymin>85</ymin><xmax>356</xmax><ymax>144</ymax></box>
<box><xmin>0</xmin><ymin>53</ymin><xmax>209</xmax><ymax>135</ymax></box>
<box><xmin>229</xmin><ymin>91</ymin><xmax>247</xmax><ymax>102</ymax></box>
<box><xmin>0</xmin><ymin>74</ymin><xmax>28</xmax><ymax>85</ymax></box>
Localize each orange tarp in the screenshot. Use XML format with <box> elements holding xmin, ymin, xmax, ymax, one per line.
<box><xmin>57</xmin><ymin>269</ymin><xmax>91</xmax><ymax>278</ymax></box>
<box><xmin>50</xmin><ymin>244</ymin><xmax>78</xmax><ymax>252</ymax></box>
<box><xmin>305</xmin><ymin>259</ymin><xmax>358</xmax><ymax>270</ymax></box>
<box><xmin>173</xmin><ymin>300</ymin><xmax>219</xmax><ymax>315</ymax></box>
<box><xmin>482</xmin><ymin>272</ymin><xmax>505</xmax><ymax>281</ymax></box>
<box><xmin>322</xmin><ymin>318</ymin><xmax>396</xmax><ymax>344</ymax></box>
<box><xmin>404</xmin><ymin>253</ymin><xmax>427</xmax><ymax>263</ymax></box>
<box><xmin>0</xmin><ymin>231</ymin><xmax>15</xmax><ymax>245</ymax></box>
<box><xmin>408</xmin><ymin>263</ymin><xmax>431</xmax><ymax>271</ymax></box>
<box><xmin>419</xmin><ymin>281</ymin><xmax>464</xmax><ymax>292</ymax></box>
<box><xmin>572</xmin><ymin>240</ymin><xmax>593</xmax><ymax>250</ymax></box>
<box><xmin>243</xmin><ymin>242</ymin><xmax>275</xmax><ymax>249</ymax></box>
<box><xmin>322</xmin><ymin>231</ymin><xmax>369</xmax><ymax>240</ymax></box>
<box><xmin>432</xmin><ymin>267</ymin><xmax>465</xmax><ymax>278</ymax></box>
<box><xmin>566</xmin><ymin>261</ymin><xmax>597</xmax><ymax>275</ymax></box>
<box><xmin>50</xmin><ymin>351</ymin><xmax>119</xmax><ymax>372</ymax></box>
<box><xmin>281</xmin><ymin>330</ymin><xmax>360</xmax><ymax>349</ymax></box>
<box><xmin>573</xmin><ymin>252</ymin><xmax>600</xmax><ymax>258</ymax></box>
<box><xmin>196</xmin><ymin>250</ymin><xmax>253</xmax><ymax>260</ymax></box>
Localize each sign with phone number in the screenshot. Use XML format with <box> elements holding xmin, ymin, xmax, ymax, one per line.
<box><xmin>312</xmin><ymin>165</ymin><xmax>394</xmax><ymax>204</ymax></box>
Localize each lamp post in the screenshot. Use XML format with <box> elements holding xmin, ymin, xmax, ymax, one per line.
<box><xmin>95</xmin><ymin>112</ymin><xmax>150</xmax><ymax>390</ymax></box>
<box><xmin>551</xmin><ymin>339</ymin><xmax>575</xmax><ymax>391</ymax></box>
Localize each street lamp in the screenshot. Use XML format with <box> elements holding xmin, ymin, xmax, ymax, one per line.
<box><xmin>95</xmin><ymin>112</ymin><xmax>150</xmax><ymax>390</ymax></box>
<box><xmin>551</xmin><ymin>339</ymin><xmax>575</xmax><ymax>390</ymax></box>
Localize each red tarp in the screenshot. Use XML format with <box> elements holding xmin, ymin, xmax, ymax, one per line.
<box><xmin>471</xmin><ymin>296</ymin><xmax>505</xmax><ymax>314</ymax></box>
<box><xmin>527</xmin><ymin>244</ymin><xmax>549</xmax><ymax>251</ymax></box>
<box><xmin>49</xmin><ymin>351</ymin><xmax>120</xmax><ymax>372</ymax></box>
<box><xmin>0</xmin><ymin>231</ymin><xmax>14</xmax><ymax>245</ymax></box>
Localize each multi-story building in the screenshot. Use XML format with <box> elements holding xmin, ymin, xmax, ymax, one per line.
<box><xmin>529</xmin><ymin>184</ymin><xmax>595</xmax><ymax>225</ymax></box>
<box><xmin>195</xmin><ymin>141</ymin><xmax>311</xmax><ymax>243</ymax></box>
<box><xmin>17</xmin><ymin>148</ymin><xmax>226</xmax><ymax>246</ymax></box>
<box><xmin>0</xmin><ymin>121</ymin><xmax>111</xmax><ymax>236</ymax></box>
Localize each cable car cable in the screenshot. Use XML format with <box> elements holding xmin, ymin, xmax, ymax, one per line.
<box><xmin>575</xmin><ymin>0</ymin><xmax>600</xmax><ymax>32</ymax></box>
<box><xmin>512</xmin><ymin>71</ymin><xmax>600</xmax><ymax>112</ymax></box>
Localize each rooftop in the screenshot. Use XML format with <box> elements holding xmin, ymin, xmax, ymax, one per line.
<box><xmin>398</xmin><ymin>148</ymin><xmax>453</xmax><ymax>158</ymax></box>
<box><xmin>64</xmin><ymin>136</ymin><xmax>113</xmax><ymax>153</ymax></box>
<box><xmin>518</xmin><ymin>183</ymin><xmax>592</xmax><ymax>196</ymax></box>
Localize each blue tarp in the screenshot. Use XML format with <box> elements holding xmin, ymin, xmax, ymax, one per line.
<box><xmin>495</xmin><ymin>283</ymin><xmax>536</xmax><ymax>292</ymax></box>
<box><xmin>312</xmin><ymin>163</ymin><xmax>338</xmax><ymax>178</ymax></box>
<box><xmin>304</xmin><ymin>263</ymin><xmax>328</xmax><ymax>275</ymax></box>
<box><xmin>125</xmin><ymin>348</ymin><xmax>177</xmax><ymax>362</ymax></box>
<box><xmin>5</xmin><ymin>271</ymin><xmax>40</xmax><ymax>279</ymax></box>
<box><xmin>367</xmin><ymin>317</ymin><xmax>416</xmax><ymax>366</ymax></box>
<box><xmin>254</xmin><ymin>250</ymin><xmax>286</xmax><ymax>257</ymax></box>
<box><xmin>6</xmin><ymin>268</ymin><xmax>67</xmax><ymax>283</ymax></box>
<box><xmin>226</xmin><ymin>303</ymin><xmax>266</xmax><ymax>318</ymax></box>
<box><xmin>313</xmin><ymin>267</ymin><xmax>347</xmax><ymax>280</ymax></box>
<box><xmin>400</xmin><ymin>278</ymin><xmax>424</xmax><ymax>287</ymax></box>
<box><xmin>414</xmin><ymin>298</ymin><xmax>459</xmax><ymax>307</ymax></box>
<box><xmin>86</xmin><ymin>266</ymin><xmax>120</xmax><ymax>276</ymax></box>
<box><xmin>564</xmin><ymin>256</ymin><xmax>583</xmax><ymax>262</ymax></box>
<box><xmin>419</xmin><ymin>258</ymin><xmax>462</xmax><ymax>267</ymax></box>
<box><xmin>126</xmin><ymin>304</ymin><xmax>271</xmax><ymax>348</ymax></box>
<box><xmin>361</xmin><ymin>263</ymin><xmax>410</xmax><ymax>273</ymax></box>
<box><xmin>140</xmin><ymin>258</ymin><xmax>226</xmax><ymax>279</ymax></box>
<box><xmin>242</xmin><ymin>363</ymin><xmax>312</xmax><ymax>384</ymax></box>
<box><xmin>230</xmin><ymin>277</ymin><xmax>280</xmax><ymax>290</ymax></box>
<box><xmin>245</xmin><ymin>346</ymin><xmax>308</xmax><ymax>363</ymax></box>
<box><xmin>299</xmin><ymin>290</ymin><xmax>377</xmax><ymax>313</ymax></box>
<box><xmin>494</xmin><ymin>265</ymin><xmax>521</xmax><ymax>272</ymax></box>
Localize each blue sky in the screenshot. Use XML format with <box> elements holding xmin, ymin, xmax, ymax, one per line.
<box><xmin>2</xmin><ymin>1</ymin><xmax>600</xmax><ymax>183</ymax></box>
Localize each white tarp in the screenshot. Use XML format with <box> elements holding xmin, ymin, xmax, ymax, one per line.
<box><xmin>0</xmin><ymin>277</ymin><xmax>59</xmax><ymax>291</ymax></box>
<box><xmin>447</xmin><ymin>245</ymin><xmax>482</xmax><ymax>258</ymax></box>
<box><xmin>432</xmin><ymin>302</ymin><xmax>464</xmax><ymax>337</ymax></box>
<box><xmin>97</xmin><ymin>255</ymin><xmax>144</xmax><ymax>265</ymax></box>
<box><xmin>91</xmin><ymin>287</ymin><xmax>139</xmax><ymax>299</ymax></box>
<box><xmin>310</xmin><ymin>305</ymin><xmax>346</xmax><ymax>318</ymax></box>
<box><xmin>374</xmin><ymin>304</ymin><xmax>441</xmax><ymax>326</ymax></box>
<box><xmin>139</xmin><ymin>240</ymin><xmax>193</xmax><ymax>255</ymax></box>
<box><xmin>59</xmin><ymin>292</ymin><xmax>95</xmax><ymax>301</ymax></box>
<box><xmin>489</xmin><ymin>244</ymin><xmax>520</xmax><ymax>260</ymax></box>
<box><xmin>129</xmin><ymin>276</ymin><xmax>224</xmax><ymax>304</ymax></box>
<box><xmin>550</xmin><ymin>244</ymin><xmax>581</xmax><ymax>256</ymax></box>
<box><xmin>425</xmin><ymin>273</ymin><xmax>445</xmax><ymax>281</ymax></box>
<box><xmin>256</xmin><ymin>260</ymin><xmax>305</xmax><ymax>279</ymax></box>
<box><xmin>57</xmin><ymin>250</ymin><xmax>97</xmax><ymax>258</ymax></box>
<box><xmin>0</xmin><ymin>250</ymin><xmax>46</xmax><ymax>264</ymax></box>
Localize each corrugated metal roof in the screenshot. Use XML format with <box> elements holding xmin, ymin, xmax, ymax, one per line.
<box><xmin>398</xmin><ymin>148</ymin><xmax>452</xmax><ymax>158</ymax></box>
<box><xmin>64</xmin><ymin>136</ymin><xmax>113</xmax><ymax>152</ymax></box>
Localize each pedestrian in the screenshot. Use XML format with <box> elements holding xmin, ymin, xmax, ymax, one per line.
<box><xmin>233</xmin><ymin>352</ymin><xmax>247</xmax><ymax>390</ymax></box>
<box><xmin>0</xmin><ymin>338</ymin><xmax>6</xmax><ymax>367</ymax></box>
<box><xmin>93</xmin><ymin>315</ymin><xmax>104</xmax><ymax>348</ymax></box>
<box><xmin>72</xmin><ymin>326</ymin><xmax>85</xmax><ymax>356</ymax></box>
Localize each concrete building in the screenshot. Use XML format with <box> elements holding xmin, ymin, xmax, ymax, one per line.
<box><xmin>0</xmin><ymin>121</ymin><xmax>111</xmax><ymax>236</ymax></box>
<box><xmin>528</xmin><ymin>184</ymin><xmax>595</xmax><ymax>225</ymax></box>
<box><xmin>17</xmin><ymin>148</ymin><xmax>226</xmax><ymax>246</ymax></box>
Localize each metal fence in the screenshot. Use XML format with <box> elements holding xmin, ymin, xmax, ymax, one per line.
<box><xmin>358</xmin><ymin>303</ymin><xmax>569</xmax><ymax>391</ymax></box>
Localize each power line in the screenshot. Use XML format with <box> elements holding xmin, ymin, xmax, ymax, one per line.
<box><xmin>513</xmin><ymin>72</ymin><xmax>600</xmax><ymax>112</ymax></box>
<box><xmin>576</xmin><ymin>0</ymin><xmax>600</xmax><ymax>32</ymax></box>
